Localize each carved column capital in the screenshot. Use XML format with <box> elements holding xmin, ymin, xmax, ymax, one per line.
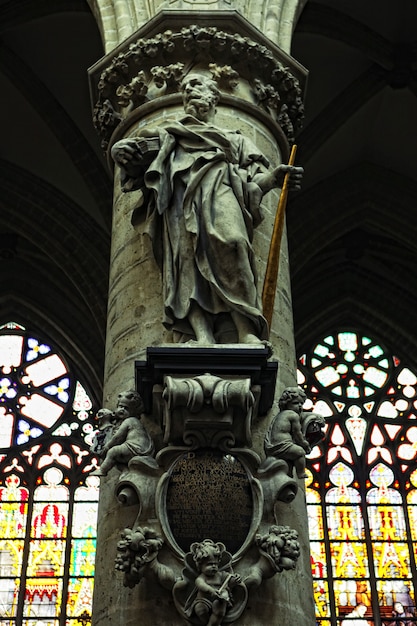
<box><xmin>88</xmin><ymin>10</ymin><xmax>307</xmax><ymax>152</ymax></box>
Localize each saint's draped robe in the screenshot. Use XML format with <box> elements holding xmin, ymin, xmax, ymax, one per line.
<box><xmin>123</xmin><ymin>115</ymin><xmax>271</xmax><ymax>341</ymax></box>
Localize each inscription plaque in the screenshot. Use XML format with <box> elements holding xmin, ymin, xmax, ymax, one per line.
<box><xmin>166</xmin><ymin>448</ymin><xmax>253</xmax><ymax>554</ymax></box>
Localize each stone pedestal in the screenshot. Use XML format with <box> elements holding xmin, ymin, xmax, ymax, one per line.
<box><xmin>92</xmin><ymin>348</ymin><xmax>316</xmax><ymax>625</ymax></box>
<box><xmin>89</xmin><ymin>9</ymin><xmax>314</xmax><ymax>626</ymax></box>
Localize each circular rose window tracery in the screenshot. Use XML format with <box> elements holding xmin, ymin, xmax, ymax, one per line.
<box><xmin>0</xmin><ymin>327</ymin><xmax>73</xmax><ymax>448</ymax></box>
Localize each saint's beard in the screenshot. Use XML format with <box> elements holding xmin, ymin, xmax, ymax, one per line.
<box><xmin>184</xmin><ymin>97</ymin><xmax>212</xmax><ymax>120</ymax></box>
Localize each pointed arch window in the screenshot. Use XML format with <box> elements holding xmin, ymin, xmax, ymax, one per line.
<box><xmin>0</xmin><ymin>322</ymin><xmax>99</xmax><ymax>625</ymax></box>
<box><xmin>298</xmin><ymin>330</ymin><xmax>417</xmax><ymax>626</ymax></box>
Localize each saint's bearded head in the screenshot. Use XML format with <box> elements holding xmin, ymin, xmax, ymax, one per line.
<box><xmin>180</xmin><ymin>73</ymin><xmax>220</xmax><ymax>121</ymax></box>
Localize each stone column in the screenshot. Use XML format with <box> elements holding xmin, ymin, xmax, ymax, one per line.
<box><xmin>89</xmin><ymin>9</ymin><xmax>314</xmax><ymax>626</ymax></box>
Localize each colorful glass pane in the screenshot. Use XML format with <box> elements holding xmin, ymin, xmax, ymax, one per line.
<box><xmin>22</xmin><ymin>622</ymin><xmax>60</xmax><ymax>626</ymax></box>
<box><xmin>0</xmin><ymin>575</ymin><xmax>18</xmax><ymax>616</ymax></box>
<box><xmin>72</xmin><ymin>503</ymin><xmax>98</xmax><ymax>538</ymax></box>
<box><xmin>326</xmin><ymin>505</ymin><xmax>364</xmax><ymax>540</ymax></box>
<box><xmin>315</xmin><ymin>366</ymin><xmax>340</xmax><ymax>387</ymax></box>
<box><xmin>330</xmin><ymin>541</ymin><xmax>369</xmax><ymax>578</ymax></box>
<box><xmin>67</xmin><ymin>577</ymin><xmax>93</xmax><ymax>620</ymax></box>
<box><xmin>345</xmin><ymin>416</ymin><xmax>367</xmax><ymax>454</ymax></box>
<box><xmin>398</xmin><ymin>368</ymin><xmax>417</xmax><ymax>386</ymax></box>
<box><xmin>0</xmin><ymin>411</ymin><xmax>14</xmax><ymax>449</ymax></box>
<box><xmin>368</xmin><ymin>464</ymin><xmax>395</xmax><ymax>488</ymax></box>
<box><xmin>27</xmin><ymin>539</ymin><xmax>66</xmax><ymax>577</ymax></box>
<box><xmin>0</xmin><ymin>477</ymin><xmax>28</xmax><ymax>540</ymax></box>
<box><xmin>367</xmin><ymin>504</ymin><xmax>406</xmax><ymax>540</ymax></box>
<box><xmin>335</xmin><ymin>578</ymin><xmax>372</xmax><ymax>610</ymax></box>
<box><xmin>307</xmin><ymin>504</ymin><xmax>324</xmax><ymax>540</ymax></box>
<box><xmin>374</xmin><ymin>542</ymin><xmax>412</xmax><ymax>579</ymax></box>
<box><xmin>70</xmin><ymin>539</ymin><xmax>96</xmax><ymax>576</ymax></box>
<box><xmin>0</xmin><ymin>336</ymin><xmax>23</xmax><ymax>372</ymax></box>
<box><xmin>310</xmin><ymin>541</ymin><xmax>328</xmax><ymax>577</ymax></box>
<box><xmin>34</xmin><ymin>469</ymin><xmax>69</xmax><ymax>502</ymax></box>
<box><xmin>0</xmin><ymin>540</ymin><xmax>23</xmax><ymax>576</ymax></box>
<box><xmin>0</xmin><ymin>333</ymin><xmax>74</xmax><ymax>447</ymax></box>
<box><xmin>376</xmin><ymin>580</ymin><xmax>416</xmax><ymax>612</ymax></box>
<box><xmin>407</xmin><ymin>491</ymin><xmax>417</xmax><ymax>542</ymax></box>
<box><xmin>313</xmin><ymin>579</ymin><xmax>330</xmax><ymax>617</ymax></box>
<box><xmin>31</xmin><ymin>503</ymin><xmax>69</xmax><ymax>539</ymax></box>
<box><xmin>23</xmin><ymin>576</ymin><xmax>63</xmax><ymax>617</ymax></box>
<box><xmin>377</xmin><ymin>401</ymin><xmax>398</xmax><ymax>419</ymax></box>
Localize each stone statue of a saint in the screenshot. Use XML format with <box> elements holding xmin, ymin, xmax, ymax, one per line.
<box><xmin>111</xmin><ymin>72</ymin><xmax>303</xmax><ymax>345</ymax></box>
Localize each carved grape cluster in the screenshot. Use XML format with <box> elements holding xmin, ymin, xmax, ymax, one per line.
<box><xmin>255</xmin><ymin>525</ymin><xmax>301</xmax><ymax>572</ymax></box>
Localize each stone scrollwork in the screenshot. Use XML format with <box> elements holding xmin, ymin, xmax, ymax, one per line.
<box><xmin>161</xmin><ymin>373</ymin><xmax>255</xmax><ymax>449</ymax></box>
<box><xmin>113</xmin><ymin>527</ymin><xmax>301</xmax><ymax>624</ymax></box>
<box><xmin>155</xmin><ymin>371</ymin><xmax>264</xmax><ymax>563</ymax></box>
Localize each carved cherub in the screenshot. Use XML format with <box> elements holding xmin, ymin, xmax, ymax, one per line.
<box><xmin>264</xmin><ymin>386</ymin><xmax>311</xmax><ymax>479</ymax></box>
<box><xmin>173</xmin><ymin>539</ymin><xmax>247</xmax><ymax>626</ymax></box>
<box><xmin>91</xmin><ymin>390</ymin><xmax>154</xmax><ymax>476</ymax></box>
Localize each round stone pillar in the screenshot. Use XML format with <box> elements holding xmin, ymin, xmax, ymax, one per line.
<box><xmin>89</xmin><ymin>11</ymin><xmax>314</xmax><ymax>626</ymax></box>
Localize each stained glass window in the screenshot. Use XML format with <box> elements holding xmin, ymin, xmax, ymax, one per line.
<box><xmin>299</xmin><ymin>330</ymin><xmax>417</xmax><ymax>626</ymax></box>
<box><xmin>0</xmin><ymin>322</ymin><xmax>98</xmax><ymax>625</ymax></box>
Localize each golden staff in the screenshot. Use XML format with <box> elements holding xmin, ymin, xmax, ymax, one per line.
<box><xmin>262</xmin><ymin>144</ymin><xmax>297</xmax><ymax>328</ymax></box>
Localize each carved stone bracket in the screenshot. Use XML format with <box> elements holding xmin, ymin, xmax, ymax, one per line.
<box><xmin>88</xmin><ymin>10</ymin><xmax>307</xmax><ymax>151</ymax></box>
<box><xmin>161</xmin><ymin>373</ymin><xmax>256</xmax><ymax>449</ymax></box>
<box><xmin>135</xmin><ymin>345</ymin><xmax>278</xmax><ymax>418</ymax></box>
<box><xmin>101</xmin><ymin>350</ymin><xmax>324</xmax><ymax>624</ymax></box>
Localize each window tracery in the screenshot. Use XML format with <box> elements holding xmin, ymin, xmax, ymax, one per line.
<box><xmin>0</xmin><ymin>323</ymin><xmax>98</xmax><ymax>625</ymax></box>
<box><xmin>299</xmin><ymin>330</ymin><xmax>417</xmax><ymax>625</ymax></box>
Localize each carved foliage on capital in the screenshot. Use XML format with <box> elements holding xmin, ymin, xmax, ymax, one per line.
<box><xmin>90</xmin><ymin>24</ymin><xmax>305</xmax><ymax>149</ymax></box>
